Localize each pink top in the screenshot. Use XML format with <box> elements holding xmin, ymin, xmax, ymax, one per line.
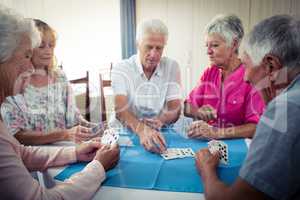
<box><xmin>186</xmin><ymin>64</ymin><xmax>265</xmax><ymax>128</ymax></box>
<box><xmin>0</xmin><ymin>122</ymin><xmax>106</xmax><ymax>200</ymax></box>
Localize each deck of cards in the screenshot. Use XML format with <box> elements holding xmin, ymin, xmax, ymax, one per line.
<box><xmin>161</xmin><ymin>148</ymin><xmax>195</xmax><ymax>160</ymax></box>
<box><xmin>101</xmin><ymin>128</ymin><xmax>119</xmax><ymax>145</ymax></box>
<box><xmin>208</xmin><ymin>140</ymin><xmax>229</xmax><ymax>165</ymax></box>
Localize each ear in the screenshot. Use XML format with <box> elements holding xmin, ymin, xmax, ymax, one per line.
<box><xmin>231</xmin><ymin>39</ymin><xmax>239</xmax><ymax>53</ymax></box>
<box><xmin>262</xmin><ymin>54</ymin><xmax>282</xmax><ymax>81</ymax></box>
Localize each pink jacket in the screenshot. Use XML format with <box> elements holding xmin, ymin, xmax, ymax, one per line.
<box><xmin>0</xmin><ymin>122</ymin><xmax>105</xmax><ymax>200</ymax></box>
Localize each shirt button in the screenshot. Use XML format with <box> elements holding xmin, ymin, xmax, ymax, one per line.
<box><xmin>233</xmin><ymin>100</ymin><xmax>237</xmax><ymax>104</ymax></box>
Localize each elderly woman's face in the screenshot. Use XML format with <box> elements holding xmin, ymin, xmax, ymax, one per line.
<box><xmin>4</xmin><ymin>35</ymin><xmax>33</xmax><ymax>82</ymax></box>
<box><xmin>138</xmin><ymin>33</ymin><xmax>165</xmax><ymax>71</ymax></box>
<box><xmin>205</xmin><ymin>33</ymin><xmax>235</xmax><ymax>67</ymax></box>
<box><xmin>32</xmin><ymin>31</ymin><xmax>55</xmax><ymax>69</ymax></box>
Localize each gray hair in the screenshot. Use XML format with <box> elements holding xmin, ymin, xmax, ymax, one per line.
<box><xmin>205</xmin><ymin>14</ymin><xmax>244</xmax><ymax>49</ymax></box>
<box><xmin>0</xmin><ymin>6</ymin><xmax>40</xmax><ymax>63</ymax></box>
<box><xmin>243</xmin><ymin>15</ymin><xmax>300</xmax><ymax>68</ymax></box>
<box><xmin>136</xmin><ymin>19</ymin><xmax>168</xmax><ymax>44</ymax></box>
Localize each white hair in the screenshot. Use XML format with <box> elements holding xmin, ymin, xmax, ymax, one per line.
<box><xmin>0</xmin><ymin>6</ymin><xmax>40</xmax><ymax>63</ymax></box>
<box><xmin>243</xmin><ymin>15</ymin><xmax>300</xmax><ymax>68</ymax></box>
<box><xmin>136</xmin><ymin>19</ymin><xmax>168</xmax><ymax>44</ymax></box>
<box><xmin>205</xmin><ymin>14</ymin><xmax>244</xmax><ymax>49</ymax></box>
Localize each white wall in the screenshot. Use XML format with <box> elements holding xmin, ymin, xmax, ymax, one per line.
<box><xmin>0</xmin><ymin>0</ymin><xmax>121</xmax><ymax>80</ymax></box>
<box><xmin>136</xmin><ymin>0</ymin><xmax>300</xmax><ymax>97</ymax></box>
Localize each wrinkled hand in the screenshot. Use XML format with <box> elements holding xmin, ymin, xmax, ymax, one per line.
<box><xmin>76</xmin><ymin>140</ymin><xmax>102</xmax><ymax>162</ymax></box>
<box><xmin>94</xmin><ymin>144</ymin><xmax>120</xmax><ymax>171</ymax></box>
<box><xmin>142</xmin><ymin>117</ymin><xmax>164</xmax><ymax>130</ymax></box>
<box><xmin>187</xmin><ymin>120</ymin><xmax>219</xmax><ymax>140</ymax></box>
<box><xmin>195</xmin><ymin>148</ymin><xmax>219</xmax><ymax>179</ymax></box>
<box><xmin>139</xmin><ymin>126</ymin><xmax>166</xmax><ymax>154</ymax></box>
<box><xmin>67</xmin><ymin>125</ymin><xmax>96</xmax><ymax>143</ymax></box>
<box><xmin>197</xmin><ymin>105</ymin><xmax>217</xmax><ymax>122</ymax></box>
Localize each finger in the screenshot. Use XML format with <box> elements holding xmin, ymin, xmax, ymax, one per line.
<box><xmin>78</xmin><ymin>126</ymin><xmax>92</xmax><ymax>133</ymax></box>
<box><xmin>152</xmin><ymin>135</ymin><xmax>166</xmax><ymax>153</ymax></box>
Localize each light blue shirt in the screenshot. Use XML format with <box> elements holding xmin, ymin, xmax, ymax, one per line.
<box><xmin>239</xmin><ymin>74</ymin><xmax>300</xmax><ymax>200</ymax></box>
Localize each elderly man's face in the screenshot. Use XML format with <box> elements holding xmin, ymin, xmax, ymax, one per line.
<box><xmin>242</xmin><ymin>52</ymin><xmax>269</xmax><ymax>90</ymax></box>
<box><xmin>138</xmin><ymin>33</ymin><xmax>165</xmax><ymax>71</ymax></box>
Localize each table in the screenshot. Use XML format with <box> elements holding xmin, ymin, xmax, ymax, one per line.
<box><xmin>42</xmin><ymin>129</ymin><xmax>250</xmax><ymax>200</ymax></box>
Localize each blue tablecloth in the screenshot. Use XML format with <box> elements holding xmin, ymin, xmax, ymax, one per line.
<box><xmin>55</xmin><ymin>128</ymin><xmax>248</xmax><ymax>193</ymax></box>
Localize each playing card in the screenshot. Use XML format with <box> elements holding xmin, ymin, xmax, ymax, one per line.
<box><xmin>172</xmin><ymin>116</ymin><xmax>193</xmax><ymax>138</ymax></box>
<box><xmin>101</xmin><ymin>129</ymin><xmax>119</xmax><ymax>145</ymax></box>
<box><xmin>91</xmin><ymin>123</ymin><xmax>104</xmax><ymax>135</ymax></box>
<box><xmin>117</xmin><ymin>135</ymin><xmax>134</xmax><ymax>147</ymax></box>
<box><xmin>208</xmin><ymin>140</ymin><xmax>229</xmax><ymax>164</ymax></box>
<box><xmin>161</xmin><ymin>148</ymin><xmax>195</xmax><ymax>160</ymax></box>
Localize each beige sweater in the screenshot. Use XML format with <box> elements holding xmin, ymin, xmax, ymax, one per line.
<box><xmin>0</xmin><ymin>122</ymin><xmax>105</xmax><ymax>200</ymax></box>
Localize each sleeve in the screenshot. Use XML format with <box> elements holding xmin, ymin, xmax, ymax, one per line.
<box><xmin>165</xmin><ymin>60</ymin><xmax>182</xmax><ymax>102</ymax></box>
<box><xmin>239</xmin><ymin>100</ymin><xmax>300</xmax><ymax>200</ymax></box>
<box><xmin>65</xmin><ymin>84</ymin><xmax>82</xmax><ymax>127</ymax></box>
<box><xmin>0</xmin><ymin>135</ymin><xmax>106</xmax><ymax>200</ymax></box>
<box><xmin>111</xmin><ymin>62</ymin><xmax>130</xmax><ymax>96</ymax></box>
<box><xmin>185</xmin><ymin>68</ymin><xmax>209</xmax><ymax>107</ymax></box>
<box><xmin>244</xmin><ymin>86</ymin><xmax>265</xmax><ymax>124</ymax></box>
<box><xmin>0</xmin><ymin>97</ymin><xmax>27</xmax><ymax>135</ymax></box>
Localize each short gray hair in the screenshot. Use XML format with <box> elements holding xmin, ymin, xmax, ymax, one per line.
<box><xmin>243</xmin><ymin>15</ymin><xmax>300</xmax><ymax>68</ymax></box>
<box><xmin>0</xmin><ymin>6</ymin><xmax>40</xmax><ymax>63</ymax></box>
<box><xmin>205</xmin><ymin>14</ymin><xmax>244</xmax><ymax>48</ymax></box>
<box><xmin>136</xmin><ymin>19</ymin><xmax>168</xmax><ymax>44</ymax></box>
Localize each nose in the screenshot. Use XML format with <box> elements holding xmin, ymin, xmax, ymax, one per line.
<box><xmin>207</xmin><ymin>47</ymin><xmax>213</xmax><ymax>55</ymax></box>
<box><xmin>149</xmin><ymin>48</ymin><xmax>159</xmax><ymax>58</ymax></box>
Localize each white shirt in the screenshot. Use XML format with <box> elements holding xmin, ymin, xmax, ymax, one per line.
<box><xmin>110</xmin><ymin>54</ymin><xmax>181</xmax><ymax>127</ymax></box>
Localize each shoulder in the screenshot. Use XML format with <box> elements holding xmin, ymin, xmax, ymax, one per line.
<box><xmin>113</xmin><ymin>55</ymin><xmax>137</xmax><ymax>72</ymax></box>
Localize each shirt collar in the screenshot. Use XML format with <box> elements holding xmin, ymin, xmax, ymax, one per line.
<box><xmin>135</xmin><ymin>53</ymin><xmax>162</xmax><ymax>78</ymax></box>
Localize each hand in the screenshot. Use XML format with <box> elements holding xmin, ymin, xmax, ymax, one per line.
<box><xmin>138</xmin><ymin>125</ymin><xmax>167</xmax><ymax>154</ymax></box>
<box><xmin>187</xmin><ymin>120</ymin><xmax>219</xmax><ymax>140</ymax></box>
<box><xmin>197</xmin><ymin>105</ymin><xmax>217</xmax><ymax>122</ymax></box>
<box><xmin>195</xmin><ymin>148</ymin><xmax>220</xmax><ymax>180</ymax></box>
<box><xmin>142</xmin><ymin>117</ymin><xmax>164</xmax><ymax>130</ymax></box>
<box><xmin>94</xmin><ymin>144</ymin><xmax>120</xmax><ymax>171</ymax></box>
<box><xmin>13</xmin><ymin>70</ymin><xmax>33</xmax><ymax>95</ymax></box>
<box><xmin>75</xmin><ymin>140</ymin><xmax>102</xmax><ymax>162</ymax></box>
<box><xmin>66</xmin><ymin>125</ymin><xmax>96</xmax><ymax>143</ymax></box>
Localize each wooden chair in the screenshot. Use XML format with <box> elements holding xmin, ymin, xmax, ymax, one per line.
<box><xmin>69</xmin><ymin>71</ymin><xmax>90</xmax><ymax>121</ymax></box>
<box><xmin>99</xmin><ymin>63</ymin><xmax>113</xmax><ymax>122</ymax></box>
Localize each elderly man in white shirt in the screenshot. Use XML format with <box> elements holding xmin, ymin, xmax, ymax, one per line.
<box><xmin>111</xmin><ymin>19</ymin><xmax>182</xmax><ymax>154</ymax></box>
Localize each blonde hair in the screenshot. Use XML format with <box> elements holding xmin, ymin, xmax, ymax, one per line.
<box><xmin>33</xmin><ymin>19</ymin><xmax>59</xmax><ymax>77</ymax></box>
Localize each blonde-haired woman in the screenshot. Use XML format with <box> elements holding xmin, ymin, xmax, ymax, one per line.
<box><xmin>1</xmin><ymin>19</ymin><xmax>97</xmax><ymax>145</ymax></box>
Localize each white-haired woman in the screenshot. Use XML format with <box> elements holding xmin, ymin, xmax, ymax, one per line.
<box><xmin>184</xmin><ymin>14</ymin><xmax>265</xmax><ymax>139</ymax></box>
<box><xmin>0</xmin><ymin>19</ymin><xmax>99</xmax><ymax>145</ymax></box>
<box><xmin>0</xmin><ymin>6</ymin><xmax>119</xmax><ymax>199</ymax></box>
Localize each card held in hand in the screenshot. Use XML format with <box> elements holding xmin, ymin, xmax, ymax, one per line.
<box><xmin>101</xmin><ymin>129</ymin><xmax>119</xmax><ymax>145</ymax></box>
<box><xmin>208</xmin><ymin>140</ymin><xmax>229</xmax><ymax>165</ymax></box>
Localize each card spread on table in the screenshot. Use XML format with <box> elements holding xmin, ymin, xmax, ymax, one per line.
<box><xmin>101</xmin><ymin>129</ymin><xmax>119</xmax><ymax>145</ymax></box>
<box><xmin>208</xmin><ymin>140</ymin><xmax>229</xmax><ymax>165</ymax></box>
<box><xmin>161</xmin><ymin>148</ymin><xmax>195</xmax><ymax>160</ymax></box>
